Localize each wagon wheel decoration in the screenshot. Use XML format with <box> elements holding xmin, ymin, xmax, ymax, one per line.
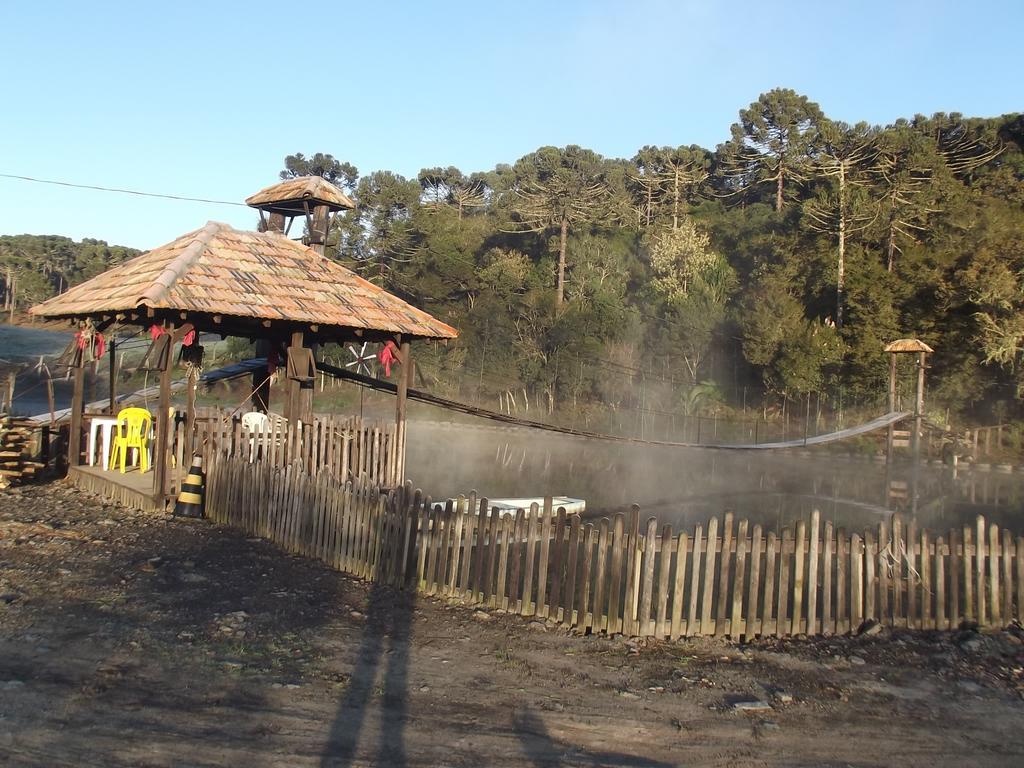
<box><xmin>345</xmin><ymin>342</ymin><xmax>377</xmax><ymax>376</ymax></box>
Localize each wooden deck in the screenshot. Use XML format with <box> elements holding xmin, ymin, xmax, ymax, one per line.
<box><xmin>68</xmin><ymin>464</ymin><xmax>170</xmax><ymax>513</ymax></box>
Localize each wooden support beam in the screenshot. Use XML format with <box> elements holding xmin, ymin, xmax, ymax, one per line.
<box><xmin>913</xmin><ymin>350</ymin><xmax>926</xmax><ymax>465</ymax></box>
<box><xmin>68</xmin><ymin>361</ymin><xmax>85</xmax><ymax>468</ymax></box>
<box><xmin>887</xmin><ymin>353</ymin><xmax>896</xmax><ymax>465</ymax></box>
<box><xmin>185</xmin><ymin>368</ymin><xmax>198</xmax><ymax>462</ymax></box>
<box><xmin>108</xmin><ymin>337</ymin><xmax>116</xmax><ymax>415</ymax></box>
<box><xmin>395</xmin><ymin>340</ymin><xmax>411</xmax><ymax>484</ymax></box>
<box><xmin>285</xmin><ymin>331</ymin><xmax>314</xmax><ymax>425</ymax></box>
<box><xmin>153</xmin><ymin>326</ymin><xmax>174</xmax><ymax>503</ymax></box>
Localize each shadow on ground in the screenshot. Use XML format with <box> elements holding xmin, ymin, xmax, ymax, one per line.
<box><xmin>319</xmin><ymin>582</ymin><xmax>415</xmax><ymax>767</ymax></box>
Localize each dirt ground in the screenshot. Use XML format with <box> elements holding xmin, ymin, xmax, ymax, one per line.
<box><xmin>2</xmin><ymin>482</ymin><xmax>1024</xmax><ymax>767</ymax></box>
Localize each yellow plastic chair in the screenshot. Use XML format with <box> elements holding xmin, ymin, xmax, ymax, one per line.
<box><xmin>108</xmin><ymin>407</ymin><xmax>153</xmax><ymax>473</ymax></box>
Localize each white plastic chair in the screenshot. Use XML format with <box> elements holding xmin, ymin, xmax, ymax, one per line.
<box><xmin>241</xmin><ymin>412</ymin><xmax>270</xmax><ymax>462</ymax></box>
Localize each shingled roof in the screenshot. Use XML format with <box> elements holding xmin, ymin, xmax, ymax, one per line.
<box><xmin>884</xmin><ymin>338</ymin><xmax>934</xmax><ymax>354</ymax></box>
<box><xmin>245</xmin><ymin>176</ymin><xmax>356</xmax><ymax>215</ymax></box>
<box><xmin>30</xmin><ymin>221</ymin><xmax>457</xmax><ymax>340</ymax></box>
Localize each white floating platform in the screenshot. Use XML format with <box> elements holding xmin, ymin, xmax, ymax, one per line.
<box><xmin>487</xmin><ymin>497</ymin><xmax>586</xmax><ymax>515</ymax></box>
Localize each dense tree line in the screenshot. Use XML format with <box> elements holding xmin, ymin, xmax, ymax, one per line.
<box><xmin>1</xmin><ymin>235</ymin><xmax>139</xmax><ymax>315</ymax></box>
<box><xmin>9</xmin><ymin>90</ymin><xmax>1023</xmax><ymax>433</ymax></box>
<box><xmin>283</xmin><ymin>90</ymin><xmax>1023</xmax><ymax>431</ymax></box>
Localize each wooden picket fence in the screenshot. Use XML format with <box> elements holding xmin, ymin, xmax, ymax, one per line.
<box><xmin>205</xmin><ymin>454</ymin><xmax>416</xmax><ymax>586</ymax></box>
<box><xmin>188</xmin><ymin>409</ymin><xmax>401</xmax><ymax>489</ymax></box>
<box><xmin>204</xmin><ymin>455</ymin><xmax>1024</xmax><ymax>638</ymax></box>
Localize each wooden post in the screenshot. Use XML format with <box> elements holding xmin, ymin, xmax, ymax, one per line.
<box><xmin>887</xmin><ymin>353</ymin><xmax>896</xmax><ymax>465</ymax></box>
<box><xmin>3</xmin><ymin>372</ymin><xmax>14</xmax><ymax>413</ymax></box>
<box><xmin>395</xmin><ymin>340</ymin><xmax>411</xmax><ymax>484</ymax></box>
<box><xmin>286</xmin><ymin>330</ymin><xmax>314</xmax><ymax>426</ymax></box>
<box><xmin>154</xmin><ymin>342</ymin><xmax>173</xmax><ymax>502</ymax></box>
<box><xmin>68</xmin><ymin>360</ymin><xmax>85</xmax><ymax>467</ymax></box>
<box><xmin>108</xmin><ymin>337</ymin><xmax>116</xmax><ymax>414</ymax></box>
<box><xmin>913</xmin><ymin>350</ymin><xmax>925</xmax><ymax>465</ymax></box>
<box><xmin>252</xmin><ymin>339</ymin><xmax>272</xmax><ymax>413</ymax></box>
<box><xmin>185</xmin><ymin>367</ymin><xmax>198</xmax><ymax>461</ymax></box>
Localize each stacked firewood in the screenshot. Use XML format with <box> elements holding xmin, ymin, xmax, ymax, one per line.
<box><xmin>0</xmin><ymin>415</ymin><xmax>44</xmax><ymax>489</ymax></box>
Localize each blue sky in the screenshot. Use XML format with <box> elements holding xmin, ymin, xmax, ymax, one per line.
<box><xmin>1</xmin><ymin>0</ymin><xmax>1020</xmax><ymax>249</ymax></box>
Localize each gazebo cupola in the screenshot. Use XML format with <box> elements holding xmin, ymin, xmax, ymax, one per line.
<box><xmin>245</xmin><ymin>176</ymin><xmax>356</xmax><ymax>251</ymax></box>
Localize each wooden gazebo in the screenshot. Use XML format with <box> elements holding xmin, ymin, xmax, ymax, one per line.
<box><xmin>30</xmin><ymin>178</ymin><xmax>457</xmax><ymax>510</ymax></box>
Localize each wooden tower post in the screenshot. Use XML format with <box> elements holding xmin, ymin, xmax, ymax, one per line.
<box><xmin>913</xmin><ymin>350</ymin><xmax>926</xmax><ymax>465</ymax></box>
<box><xmin>887</xmin><ymin>353</ymin><xmax>897</xmax><ymax>465</ymax></box>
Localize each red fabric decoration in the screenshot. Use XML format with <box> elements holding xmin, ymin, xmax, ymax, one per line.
<box><xmin>149</xmin><ymin>324</ymin><xmax>166</xmax><ymax>340</ymax></box>
<box><xmin>379</xmin><ymin>341</ymin><xmax>399</xmax><ymax>378</ymax></box>
<box><xmin>182</xmin><ymin>329</ymin><xmax>196</xmax><ymax>347</ymax></box>
<box><xmin>74</xmin><ymin>330</ymin><xmax>105</xmax><ymax>357</ymax></box>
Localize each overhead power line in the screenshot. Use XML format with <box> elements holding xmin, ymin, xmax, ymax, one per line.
<box><xmin>0</xmin><ymin>172</ymin><xmax>247</xmax><ymax>207</ymax></box>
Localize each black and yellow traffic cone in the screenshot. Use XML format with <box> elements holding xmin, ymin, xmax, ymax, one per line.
<box><xmin>174</xmin><ymin>455</ymin><xmax>205</xmax><ymax>517</ymax></box>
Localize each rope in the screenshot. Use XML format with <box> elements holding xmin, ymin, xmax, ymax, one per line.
<box><xmin>315</xmin><ymin>359</ymin><xmax>906</xmax><ymax>452</ymax></box>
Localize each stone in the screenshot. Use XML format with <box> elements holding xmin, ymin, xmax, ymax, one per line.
<box><xmin>959</xmin><ymin>637</ymin><xmax>984</xmax><ymax>653</ymax></box>
<box><xmin>849</xmin><ymin>655</ymin><xmax>866</xmax><ymax>665</ymax></box>
<box><xmin>618</xmin><ymin>690</ymin><xmax>641</xmax><ymax>700</ymax></box>
<box><xmin>1</xmin><ymin>680</ymin><xmax>25</xmax><ymax>690</ymax></box>
<box><xmin>527</xmin><ymin>621</ymin><xmax>547</xmax><ymax>632</ymax></box>
<box><xmin>473</xmin><ymin>611</ymin><xmax>493</xmax><ymax>622</ymax></box>
<box><xmin>957</xmin><ymin>680</ymin><xmax>984</xmax><ymax>694</ymax></box>
<box><xmin>856</xmin><ymin>619</ymin><xmax>883</xmax><ymax>637</ymax></box>
<box><xmin>732</xmin><ymin>699</ymin><xmax>772</xmax><ymax>712</ymax></box>
<box><xmin>772</xmin><ymin>690</ymin><xmax>794</xmax><ymax>704</ymax></box>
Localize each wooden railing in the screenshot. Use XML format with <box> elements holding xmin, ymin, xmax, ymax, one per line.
<box><xmin>206</xmin><ymin>455</ymin><xmax>414</xmax><ymax>586</ymax></box>
<box><xmin>183</xmin><ymin>409</ymin><xmax>400</xmax><ymax>489</ymax></box>
<box><xmin>205</xmin><ymin>455</ymin><xmax>1024</xmax><ymax>638</ymax></box>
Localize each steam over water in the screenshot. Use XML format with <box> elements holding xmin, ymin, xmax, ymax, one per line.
<box><xmin>406</xmin><ymin>419</ymin><xmax>1024</xmax><ymax>534</ymax></box>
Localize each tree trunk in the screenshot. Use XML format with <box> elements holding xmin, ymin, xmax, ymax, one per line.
<box><xmin>886</xmin><ymin>189</ymin><xmax>898</xmax><ymax>272</ymax></box>
<box><xmin>886</xmin><ymin>216</ymin><xmax>897</xmax><ymax>273</ymax></box>
<box><xmin>556</xmin><ymin>215</ymin><xmax>569</xmax><ymax>306</ymax></box>
<box><xmin>836</xmin><ymin>161</ymin><xmax>846</xmax><ymax>329</ymax></box>
<box><xmin>672</xmin><ymin>168</ymin><xmax>680</xmax><ymax>230</ymax></box>
<box><xmin>775</xmin><ymin>168</ymin><xmax>784</xmax><ymax>212</ymax></box>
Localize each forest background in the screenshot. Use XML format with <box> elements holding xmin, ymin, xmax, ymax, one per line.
<box><xmin>2</xmin><ymin>88</ymin><xmax>1023</xmax><ymax>437</ymax></box>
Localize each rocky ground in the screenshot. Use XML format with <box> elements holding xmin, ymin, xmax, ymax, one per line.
<box><xmin>2</xmin><ymin>481</ymin><xmax>1024</xmax><ymax>767</ymax></box>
